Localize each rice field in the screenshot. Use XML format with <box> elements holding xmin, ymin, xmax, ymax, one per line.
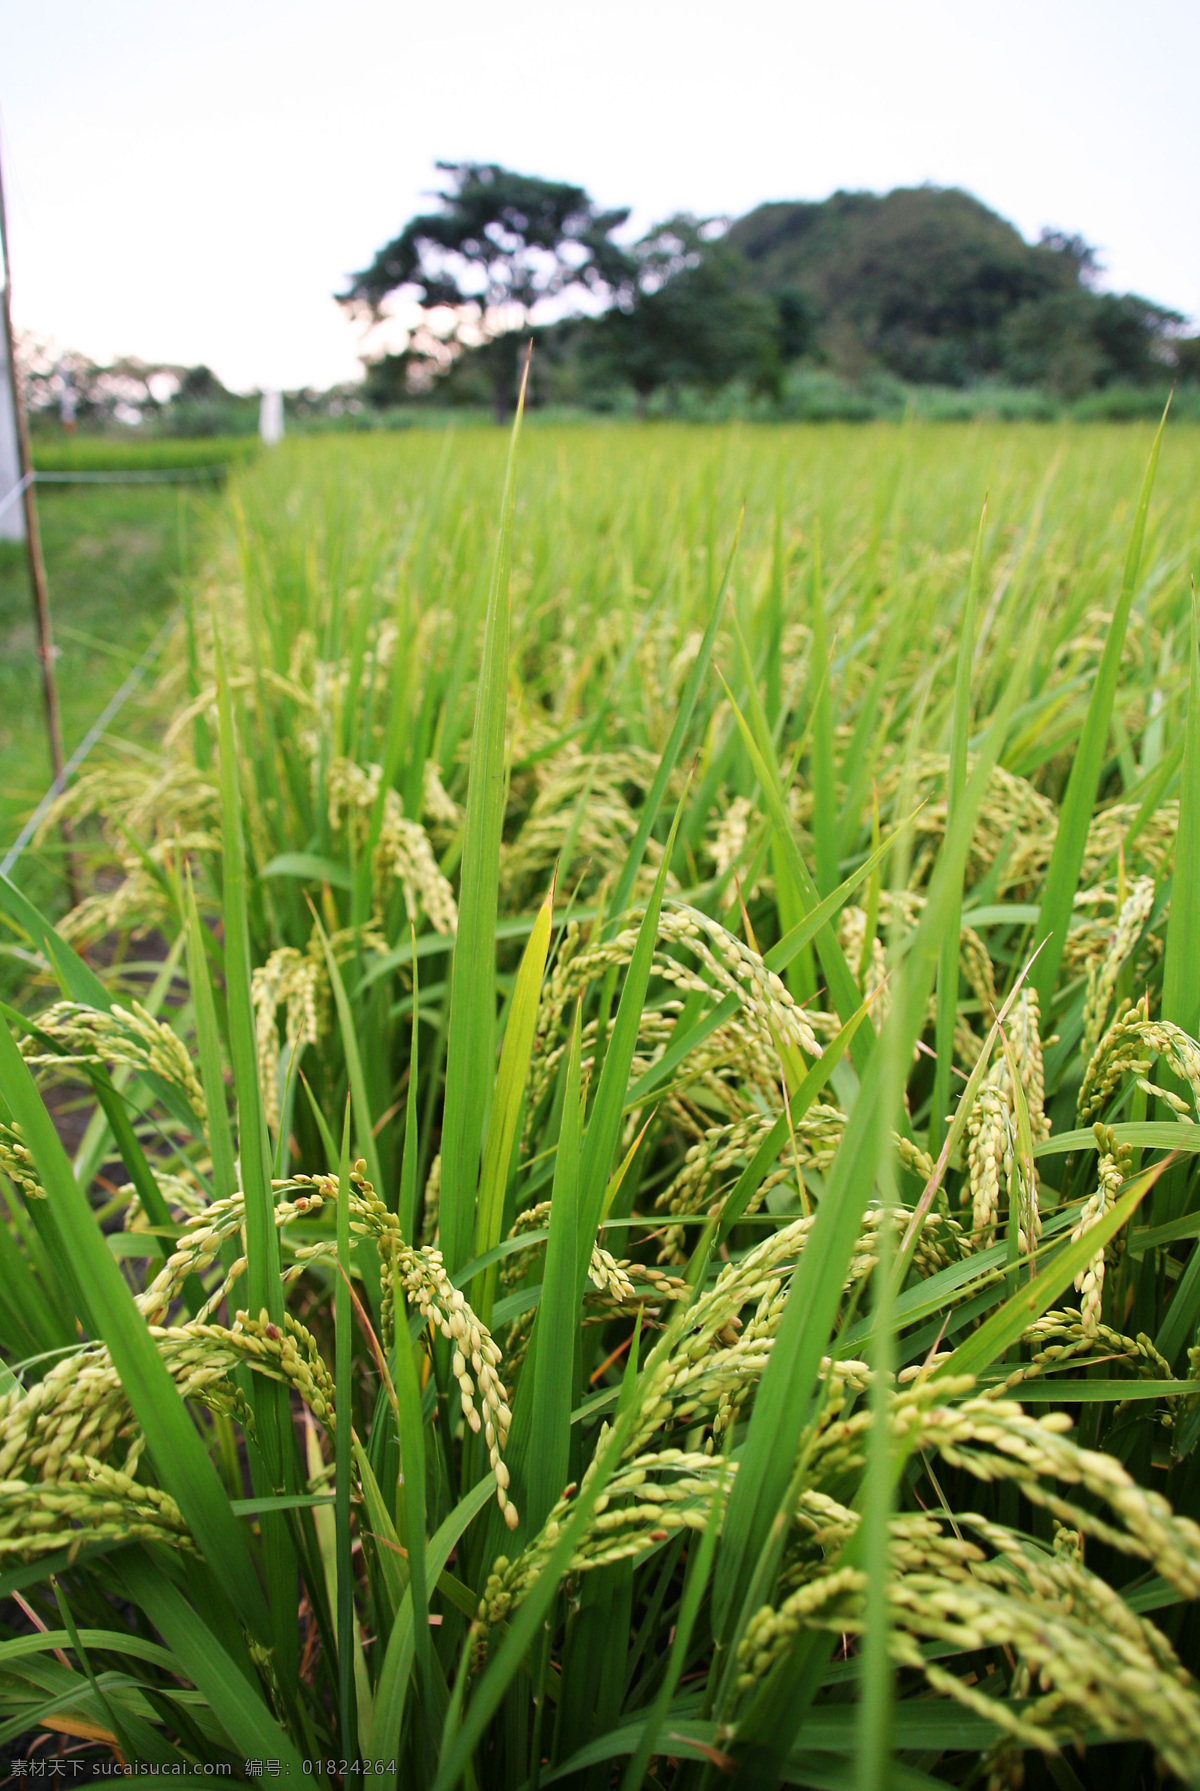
<box><xmin>3</xmin><ymin>412</ymin><xmax>1200</xmax><ymax>1787</ymax></box>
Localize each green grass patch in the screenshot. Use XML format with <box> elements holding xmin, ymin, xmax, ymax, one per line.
<box><xmin>30</xmin><ymin>435</ymin><xmax>258</xmax><ymax>473</ymax></box>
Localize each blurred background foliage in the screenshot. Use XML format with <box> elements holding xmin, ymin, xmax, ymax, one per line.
<box><xmin>19</xmin><ymin>166</ymin><xmax>1200</xmax><ymax>437</ymax></box>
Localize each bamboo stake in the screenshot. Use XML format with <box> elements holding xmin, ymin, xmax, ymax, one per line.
<box><xmin>0</xmin><ymin>140</ymin><xmax>77</xmax><ymax>905</ymax></box>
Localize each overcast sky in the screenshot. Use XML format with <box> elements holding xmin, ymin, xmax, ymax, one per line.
<box><xmin>2</xmin><ymin>0</ymin><xmax>1197</xmax><ymax>393</ymax></box>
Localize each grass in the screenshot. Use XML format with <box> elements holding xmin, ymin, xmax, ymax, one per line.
<box><xmin>30</xmin><ymin>435</ymin><xmax>257</xmax><ymax>473</ymax></box>
<box><xmin>0</xmin><ymin>478</ymin><xmax>221</xmax><ymax>903</ymax></box>
<box><xmin>1</xmin><ymin>416</ymin><xmax>1200</xmax><ymax>1786</ymax></box>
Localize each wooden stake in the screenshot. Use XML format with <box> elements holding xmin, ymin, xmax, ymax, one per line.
<box><xmin>0</xmin><ymin>141</ymin><xmax>77</xmax><ymax>905</ymax></box>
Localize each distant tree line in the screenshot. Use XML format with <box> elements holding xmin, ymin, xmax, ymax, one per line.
<box><xmin>19</xmin><ymin>342</ymin><xmax>258</xmax><ymax>436</ymax></box>
<box><xmin>19</xmin><ymin>340</ymin><xmax>363</xmax><ymax>438</ymax></box>
<box><xmin>341</xmin><ymin>164</ymin><xmax>1199</xmax><ymax>417</ymax></box>
<box><xmin>20</xmin><ymin>167</ymin><xmax>1197</xmax><ymax>438</ymax></box>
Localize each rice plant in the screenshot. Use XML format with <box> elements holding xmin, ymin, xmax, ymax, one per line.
<box><xmin>3</xmin><ymin>409</ymin><xmax>1200</xmax><ymax>1787</ymax></box>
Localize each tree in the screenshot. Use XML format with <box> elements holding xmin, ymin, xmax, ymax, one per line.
<box><xmin>998</xmin><ymin>291</ymin><xmax>1105</xmax><ymax>397</ymax></box>
<box><xmin>999</xmin><ymin>289</ymin><xmax>1182</xmax><ymax>395</ymax></box>
<box><xmin>775</xmin><ymin>288</ymin><xmax>820</xmax><ymax>362</ymax></box>
<box><xmin>1088</xmin><ymin>292</ymin><xmax>1182</xmax><ymax>385</ymax></box>
<box><xmin>1037</xmin><ymin>227</ymin><xmax>1103</xmax><ymax>285</ymax></box>
<box><xmin>591</xmin><ymin>216</ymin><xmax>781</xmax><ymax>407</ymax></box>
<box><xmin>341</xmin><ymin>162</ymin><xmax>633</xmax><ymax>419</ymax></box>
<box><xmin>1174</xmin><ymin>334</ymin><xmax>1200</xmax><ymax>385</ymax></box>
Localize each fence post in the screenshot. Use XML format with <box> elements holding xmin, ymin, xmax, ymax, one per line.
<box><xmin>0</xmin><ymin>143</ymin><xmax>77</xmax><ymax>905</ymax></box>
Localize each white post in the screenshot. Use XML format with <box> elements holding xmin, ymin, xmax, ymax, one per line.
<box><xmin>57</xmin><ymin>360</ymin><xmax>76</xmax><ymax>432</ymax></box>
<box><xmin>0</xmin><ymin>322</ymin><xmax>23</xmax><ymax>540</ymax></box>
<box><xmin>259</xmin><ymin>388</ymin><xmax>284</xmax><ymax>445</ymax></box>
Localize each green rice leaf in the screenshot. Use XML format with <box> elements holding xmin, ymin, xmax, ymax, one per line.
<box><xmin>577</xmin><ymin>797</ymin><xmax>686</xmax><ymax>1284</ymax></box>
<box><xmin>438</xmin><ymin>362</ymin><xmax>529</xmax><ymax>1279</ymax></box>
<box><xmin>311</xmin><ymin>909</ymin><xmax>384</xmax><ymax>1312</ymax></box>
<box><xmin>807</xmin><ymin>521</ymin><xmax>839</xmax><ymax>897</ymax></box>
<box><xmin>618</xmin><ymin>1458</ymin><xmax>730</xmax><ymax>1791</ymax></box>
<box><xmin>471</xmin><ymin>879</ymin><xmax>553</xmax><ymax>1326</ymax></box>
<box><xmin>1031</xmin><ymin>401</ymin><xmax>1169</xmax><ymax>1012</ymax></box>
<box><xmin>213</xmin><ymin>633</ymin><xmax>283</xmax><ymax>1322</ymax></box>
<box><xmin>371</xmin><ymin>1476</ymin><xmax>495</xmax><ymax>1770</ymax></box>
<box><xmin>118</xmin><ymin>1550</ymin><xmax>302</xmax><ymax>1769</ymax></box>
<box><xmin>719</xmin><ymin>669</ymin><xmax>871</xmax><ymax>1068</ymax></box>
<box><xmin>1161</xmin><ymin>584</ymin><xmax>1200</xmax><ymax>1041</ymax></box>
<box><xmin>605</xmin><ymin>515</ymin><xmax>741</xmax><ymax>924</ymax></box>
<box><xmin>524</xmin><ymin>1006</ymin><xmax>583</xmax><ymax>1534</ymax></box>
<box><xmin>335</xmin><ymin>1100</ymin><xmax>357</xmax><ymax>1757</ymax></box>
<box><xmin>213</xmin><ymin>629</ymin><xmax>297</xmax><ymax>1677</ymax></box>
<box><xmin>392</xmin><ymin>1279</ymin><xmax>433</xmax><ymax>1747</ymax></box>
<box><xmin>930</xmin><ymin>499</ymin><xmax>985</xmax><ymax>1154</ymax></box>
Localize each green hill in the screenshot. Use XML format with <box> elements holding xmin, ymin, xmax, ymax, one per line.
<box><xmin>726</xmin><ymin>185</ymin><xmax>1180</xmax><ymax>392</ymax></box>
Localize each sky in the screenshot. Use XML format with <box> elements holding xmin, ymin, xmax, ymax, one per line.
<box><xmin>2</xmin><ymin>0</ymin><xmax>1198</xmax><ymax>394</ymax></box>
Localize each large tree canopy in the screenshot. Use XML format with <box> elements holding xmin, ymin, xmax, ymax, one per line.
<box><xmin>341</xmin><ymin>162</ymin><xmax>633</xmax><ymax>416</ymax></box>
<box><xmin>590</xmin><ymin>216</ymin><xmax>782</xmax><ymax>403</ymax></box>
